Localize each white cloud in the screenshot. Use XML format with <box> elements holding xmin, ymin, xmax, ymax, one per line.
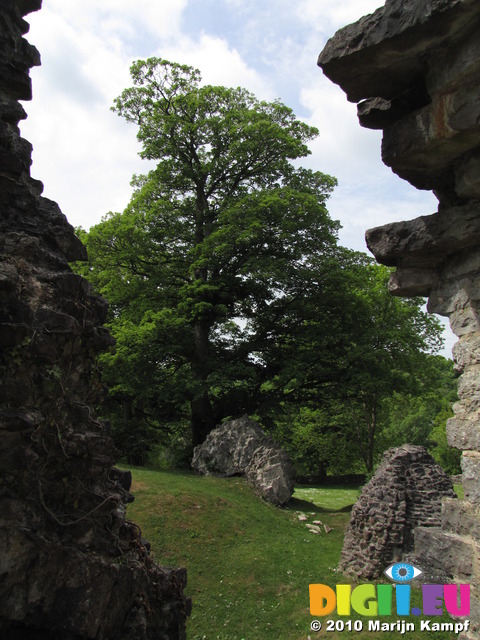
<box><xmin>160</xmin><ymin>33</ymin><xmax>275</xmax><ymax>99</ymax></box>
<box><xmin>301</xmin><ymin>79</ymin><xmax>382</xmax><ymax>179</ymax></box>
<box><xmin>297</xmin><ymin>0</ymin><xmax>385</xmax><ymax>31</ymax></box>
<box><xmin>22</xmin><ymin>4</ymin><xmax>143</xmax><ymax>229</ymax></box>
<box><xmin>36</xmin><ymin>0</ymin><xmax>188</xmax><ymax>42</ymax></box>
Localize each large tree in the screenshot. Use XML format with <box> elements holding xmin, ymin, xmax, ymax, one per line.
<box><xmin>79</xmin><ymin>57</ymin><xmax>342</xmax><ymax>449</ymax></box>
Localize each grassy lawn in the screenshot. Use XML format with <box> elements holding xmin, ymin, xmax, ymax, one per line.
<box><xmin>126</xmin><ymin>468</ymin><xmax>462</xmax><ymax>640</ymax></box>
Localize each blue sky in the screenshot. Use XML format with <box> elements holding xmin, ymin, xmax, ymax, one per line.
<box><xmin>21</xmin><ymin>0</ymin><xmax>455</xmax><ymax>355</ymax></box>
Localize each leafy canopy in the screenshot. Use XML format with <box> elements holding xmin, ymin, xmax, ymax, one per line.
<box><xmin>75</xmin><ymin>58</ymin><xmax>453</xmax><ymax>469</ymax></box>
<box><xmin>78</xmin><ymin>57</ymin><xmax>342</xmax><ymax>451</ymax></box>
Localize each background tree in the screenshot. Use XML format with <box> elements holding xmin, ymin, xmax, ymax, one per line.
<box><xmin>328</xmin><ymin>265</ymin><xmax>445</xmax><ymax>472</ymax></box>
<box><xmin>260</xmin><ymin>265</ymin><xmax>450</xmax><ymax>475</ymax></box>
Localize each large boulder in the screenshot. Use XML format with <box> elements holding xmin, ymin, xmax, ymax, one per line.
<box><xmin>192</xmin><ymin>416</ymin><xmax>294</xmax><ymax>506</ymax></box>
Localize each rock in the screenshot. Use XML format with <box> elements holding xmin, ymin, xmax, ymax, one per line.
<box><xmin>338</xmin><ymin>445</ymin><xmax>455</xmax><ymax>580</ymax></box>
<box><xmin>0</xmin><ymin>2</ymin><xmax>189</xmax><ymax>637</ymax></box>
<box><xmin>414</xmin><ymin>527</ymin><xmax>475</xmax><ymax>582</ymax></box>
<box><xmin>324</xmin><ymin>525</ymin><xmax>332</xmax><ymax>534</ymax></box>
<box><xmin>192</xmin><ymin>416</ymin><xmax>294</xmax><ymax>506</ymax></box>
<box><xmin>298</xmin><ymin>514</ymin><xmax>308</xmax><ymax>522</ymax></box>
<box><xmin>306</xmin><ymin>524</ymin><xmax>322</xmax><ymax>534</ymax></box>
<box><xmin>318</xmin><ymin>0</ymin><xmax>477</xmax><ymax>103</ymax></box>
<box><xmin>245</xmin><ymin>446</ymin><xmax>294</xmax><ymax>506</ymax></box>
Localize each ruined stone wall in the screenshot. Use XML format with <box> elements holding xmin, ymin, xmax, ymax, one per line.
<box><xmin>0</xmin><ymin>1</ymin><xmax>189</xmax><ymax>637</ymax></box>
<box><xmin>339</xmin><ymin>445</ymin><xmax>455</xmax><ymax>580</ymax></box>
<box><xmin>318</xmin><ymin>1</ymin><xmax>480</xmax><ymax>636</ymax></box>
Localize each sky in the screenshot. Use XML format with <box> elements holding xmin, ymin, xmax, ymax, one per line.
<box><xmin>21</xmin><ymin>0</ymin><xmax>455</xmax><ymax>356</ymax></box>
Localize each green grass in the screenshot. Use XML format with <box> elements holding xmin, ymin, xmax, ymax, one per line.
<box><xmin>126</xmin><ymin>468</ymin><xmax>462</xmax><ymax>640</ymax></box>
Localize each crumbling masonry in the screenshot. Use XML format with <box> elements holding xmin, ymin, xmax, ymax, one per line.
<box><xmin>318</xmin><ymin>0</ymin><xmax>480</xmax><ymax>636</ymax></box>
<box><xmin>0</xmin><ymin>1</ymin><xmax>189</xmax><ymax>637</ymax></box>
<box><xmin>338</xmin><ymin>445</ymin><xmax>456</xmax><ymax>580</ymax></box>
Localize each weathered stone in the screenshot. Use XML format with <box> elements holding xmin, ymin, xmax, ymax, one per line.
<box><xmin>381</xmin><ymin>80</ymin><xmax>480</xmax><ymax>190</ymax></box>
<box><xmin>461</xmin><ymin>454</ymin><xmax>480</xmax><ymax>502</ymax></box>
<box><xmin>0</xmin><ymin>1</ymin><xmax>189</xmax><ymax>637</ymax></box>
<box><xmin>453</xmin><ymin>333</ymin><xmax>480</xmax><ymax>372</ymax></box>
<box><xmin>447</xmin><ymin>414</ymin><xmax>480</xmax><ymax>451</ymax></box>
<box><xmin>192</xmin><ymin>416</ymin><xmax>294</xmax><ymax>506</ymax></box>
<box><xmin>366</xmin><ymin>204</ymin><xmax>480</xmax><ymax>270</ymax></box>
<box><xmin>455</xmin><ymin>152</ymin><xmax>480</xmax><ymax>199</ymax></box>
<box><xmin>357</xmin><ymin>98</ymin><xmax>393</xmax><ymax>130</ymax></box>
<box><xmin>306</xmin><ymin>524</ymin><xmax>322</xmax><ymax>534</ymax></box>
<box><xmin>457</xmin><ymin>366</ymin><xmax>480</xmax><ymax>401</ymax></box>
<box><xmin>414</xmin><ymin>528</ymin><xmax>475</xmax><ymax>581</ymax></box>
<box><xmin>245</xmin><ymin>446</ymin><xmax>294</xmax><ymax>506</ymax></box>
<box><xmin>388</xmin><ymin>266</ymin><xmax>438</xmax><ymax>297</ymax></box>
<box><xmin>318</xmin><ymin>0</ymin><xmax>477</xmax><ymax>104</ymax></box>
<box><xmin>338</xmin><ymin>445</ymin><xmax>455</xmax><ymax>579</ymax></box>
<box><xmin>442</xmin><ymin>497</ymin><xmax>480</xmax><ymax>541</ymax></box>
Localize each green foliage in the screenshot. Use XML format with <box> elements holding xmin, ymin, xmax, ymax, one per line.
<box><xmin>264</xmin><ymin>265</ymin><xmax>450</xmax><ymax>474</ymax></box>
<box><xmin>430</xmin><ymin>407</ymin><xmax>461</xmax><ymax>474</ymax></box>
<box><xmin>269</xmin><ymin>405</ymin><xmax>363</xmax><ymax>481</ymax></box>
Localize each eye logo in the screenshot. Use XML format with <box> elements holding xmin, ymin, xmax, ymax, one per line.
<box><xmin>384</xmin><ymin>562</ymin><xmax>422</xmax><ymax>582</ymax></box>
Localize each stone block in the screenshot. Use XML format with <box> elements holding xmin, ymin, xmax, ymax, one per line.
<box><xmin>447</xmin><ymin>415</ymin><xmax>480</xmax><ymax>451</ymax></box>
<box><xmin>382</xmin><ymin>82</ymin><xmax>480</xmax><ymax>189</ymax></box>
<box><xmin>453</xmin><ymin>334</ymin><xmax>480</xmax><ymax>372</ymax></box>
<box><xmin>318</xmin><ymin>0</ymin><xmax>475</xmax><ymax>103</ymax></box>
<box><xmin>426</xmin><ymin>25</ymin><xmax>480</xmax><ymax>98</ymax></box>
<box><xmin>442</xmin><ymin>497</ymin><xmax>480</xmax><ymax>541</ymax></box>
<box><xmin>440</xmin><ymin>247</ymin><xmax>480</xmax><ymax>281</ymax></box>
<box><xmin>448</xmin><ymin>295</ymin><xmax>480</xmax><ymax>337</ymax></box>
<box><xmin>461</xmin><ymin>455</ymin><xmax>480</xmax><ymax>503</ymax></box>
<box><xmin>414</xmin><ymin>527</ymin><xmax>475</xmax><ymax>581</ymax></box>
<box><xmin>457</xmin><ymin>366</ymin><xmax>480</xmax><ymax>400</ymax></box>
<box><xmin>456</xmin><ymin>152</ymin><xmax>480</xmax><ymax>199</ymax></box>
<box><xmin>366</xmin><ymin>204</ymin><xmax>480</xmax><ymax>269</ymax></box>
<box><xmin>388</xmin><ymin>266</ymin><xmax>437</xmax><ymax>297</ymax></box>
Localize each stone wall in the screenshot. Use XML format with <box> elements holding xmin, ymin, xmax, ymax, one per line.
<box><xmin>339</xmin><ymin>445</ymin><xmax>455</xmax><ymax>580</ymax></box>
<box><xmin>318</xmin><ymin>1</ymin><xmax>480</xmax><ymax>636</ymax></box>
<box><xmin>0</xmin><ymin>1</ymin><xmax>189</xmax><ymax>637</ymax></box>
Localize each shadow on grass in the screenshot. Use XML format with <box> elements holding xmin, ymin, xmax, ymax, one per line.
<box><xmin>286</xmin><ymin>496</ymin><xmax>354</xmax><ymax>513</ymax></box>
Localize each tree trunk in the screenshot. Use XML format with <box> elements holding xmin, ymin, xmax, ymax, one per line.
<box><xmin>190</xmin><ymin>186</ymin><xmax>217</xmax><ymax>446</ymax></box>
<box><xmin>316</xmin><ymin>462</ymin><xmax>327</xmax><ymax>483</ymax></box>
<box><xmin>190</xmin><ymin>319</ymin><xmax>215</xmax><ymax>446</ymax></box>
<box><xmin>364</xmin><ymin>401</ymin><xmax>377</xmax><ymax>473</ymax></box>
